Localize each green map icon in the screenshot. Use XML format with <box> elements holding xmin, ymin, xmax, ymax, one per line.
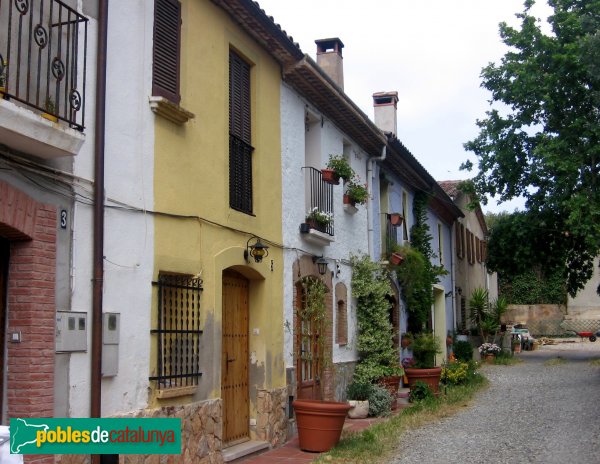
<box><xmin>10</xmin><ymin>418</ymin><xmax>49</xmax><ymax>454</ymax></box>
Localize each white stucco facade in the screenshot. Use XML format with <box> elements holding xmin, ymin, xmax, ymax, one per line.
<box><xmin>68</xmin><ymin>1</ymin><xmax>155</xmax><ymax>418</ymax></box>
<box><xmin>281</xmin><ymin>82</ymin><xmax>373</xmax><ymax>372</ymax></box>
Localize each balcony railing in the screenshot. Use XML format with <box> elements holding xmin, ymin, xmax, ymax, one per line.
<box><xmin>383</xmin><ymin>214</ymin><xmax>398</xmax><ymax>259</ymax></box>
<box><xmin>303</xmin><ymin>167</ymin><xmax>334</xmax><ymax>236</ymax></box>
<box><xmin>0</xmin><ymin>0</ymin><xmax>88</xmax><ymax>131</ymax></box>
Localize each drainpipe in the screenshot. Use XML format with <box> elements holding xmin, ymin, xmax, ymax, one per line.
<box><xmin>451</xmin><ymin>223</ymin><xmax>457</xmax><ymax>331</ymax></box>
<box><xmin>367</xmin><ymin>144</ymin><xmax>387</xmax><ymax>258</ymax></box>
<box><xmin>91</xmin><ymin>2</ymin><xmax>108</xmax><ymax>463</ymax></box>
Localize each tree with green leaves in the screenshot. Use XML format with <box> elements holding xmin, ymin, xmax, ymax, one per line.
<box><xmin>462</xmin><ymin>0</ymin><xmax>600</xmax><ymax>297</ymax></box>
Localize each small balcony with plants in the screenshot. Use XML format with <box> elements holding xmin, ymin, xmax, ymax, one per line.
<box><xmin>300</xmin><ymin>167</ymin><xmax>334</xmax><ymax>246</ymax></box>
<box><xmin>0</xmin><ymin>0</ymin><xmax>88</xmax><ymax>159</ymax></box>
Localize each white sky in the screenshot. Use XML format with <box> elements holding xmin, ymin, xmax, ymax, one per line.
<box><xmin>256</xmin><ymin>0</ymin><xmax>552</xmax><ymax>213</ymax></box>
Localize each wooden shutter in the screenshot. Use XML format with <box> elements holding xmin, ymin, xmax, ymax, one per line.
<box><xmin>152</xmin><ymin>0</ymin><xmax>181</xmax><ymax>104</ymax></box>
<box><xmin>229</xmin><ymin>50</ymin><xmax>253</xmax><ymax>213</ymax></box>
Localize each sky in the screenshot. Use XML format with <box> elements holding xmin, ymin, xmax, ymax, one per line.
<box><xmin>255</xmin><ymin>0</ymin><xmax>552</xmax><ymax>213</ymax></box>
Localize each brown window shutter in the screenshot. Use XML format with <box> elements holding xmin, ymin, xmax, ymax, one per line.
<box><xmin>153</xmin><ymin>0</ymin><xmax>181</xmax><ymax>104</ymax></box>
<box><xmin>229</xmin><ymin>50</ymin><xmax>253</xmax><ymax>214</ymax></box>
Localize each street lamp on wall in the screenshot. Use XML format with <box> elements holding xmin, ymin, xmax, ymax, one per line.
<box><xmin>313</xmin><ymin>256</ymin><xmax>328</xmax><ymax>275</ymax></box>
<box><xmin>244</xmin><ymin>236</ymin><xmax>269</xmax><ymax>263</ymax></box>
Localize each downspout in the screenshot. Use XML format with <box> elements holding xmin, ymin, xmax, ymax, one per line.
<box><xmin>91</xmin><ymin>0</ymin><xmax>108</xmax><ymax>451</ymax></box>
<box><xmin>451</xmin><ymin>222</ymin><xmax>457</xmax><ymax>332</ymax></box>
<box><xmin>367</xmin><ymin>144</ymin><xmax>387</xmax><ymax>258</ymax></box>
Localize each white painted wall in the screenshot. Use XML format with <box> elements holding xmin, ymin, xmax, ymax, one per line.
<box><xmin>281</xmin><ymin>83</ymin><xmax>372</xmax><ymax>368</ymax></box>
<box><xmin>70</xmin><ymin>1</ymin><xmax>155</xmax><ymax>417</ymax></box>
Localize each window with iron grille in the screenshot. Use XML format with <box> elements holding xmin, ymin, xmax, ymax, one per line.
<box><xmin>229</xmin><ymin>50</ymin><xmax>254</xmax><ymax>214</ymax></box>
<box><xmin>150</xmin><ymin>273</ymin><xmax>203</xmax><ymax>389</ymax></box>
<box><xmin>152</xmin><ymin>0</ymin><xmax>181</xmax><ymax>104</ymax></box>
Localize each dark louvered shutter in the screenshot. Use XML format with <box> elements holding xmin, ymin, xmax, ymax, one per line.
<box><xmin>229</xmin><ymin>51</ymin><xmax>253</xmax><ymax>214</ymax></box>
<box><xmin>152</xmin><ymin>0</ymin><xmax>181</xmax><ymax>104</ymax></box>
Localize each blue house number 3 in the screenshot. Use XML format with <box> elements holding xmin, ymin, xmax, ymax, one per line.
<box><xmin>60</xmin><ymin>209</ymin><xmax>67</xmax><ymax>229</ymax></box>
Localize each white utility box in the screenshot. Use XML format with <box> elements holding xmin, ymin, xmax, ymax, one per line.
<box><xmin>55</xmin><ymin>311</ymin><xmax>87</xmax><ymax>352</ymax></box>
<box><xmin>102</xmin><ymin>312</ymin><xmax>120</xmax><ymax>377</ymax></box>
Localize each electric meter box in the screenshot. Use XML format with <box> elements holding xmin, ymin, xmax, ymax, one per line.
<box><xmin>55</xmin><ymin>311</ymin><xmax>88</xmax><ymax>352</ymax></box>
<box><xmin>102</xmin><ymin>312</ymin><xmax>120</xmax><ymax>377</ymax></box>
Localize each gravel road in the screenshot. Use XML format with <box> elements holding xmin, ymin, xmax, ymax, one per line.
<box><xmin>391</xmin><ymin>340</ymin><xmax>600</xmax><ymax>464</ymax></box>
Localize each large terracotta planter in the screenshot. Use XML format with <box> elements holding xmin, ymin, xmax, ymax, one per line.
<box><xmin>292</xmin><ymin>399</ymin><xmax>351</xmax><ymax>452</ymax></box>
<box><xmin>404</xmin><ymin>367</ymin><xmax>442</xmax><ymax>395</ymax></box>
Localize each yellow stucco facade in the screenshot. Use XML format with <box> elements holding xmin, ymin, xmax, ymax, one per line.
<box><xmin>150</xmin><ymin>0</ymin><xmax>284</xmax><ymax>421</ymax></box>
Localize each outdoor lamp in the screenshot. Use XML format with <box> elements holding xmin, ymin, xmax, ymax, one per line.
<box><xmin>313</xmin><ymin>256</ymin><xmax>328</xmax><ymax>275</ymax></box>
<box><xmin>245</xmin><ymin>236</ymin><xmax>269</xmax><ymax>263</ymax></box>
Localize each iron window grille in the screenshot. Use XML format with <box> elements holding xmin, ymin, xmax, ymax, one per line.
<box><xmin>303</xmin><ymin>167</ymin><xmax>334</xmax><ymax>236</ymax></box>
<box><xmin>0</xmin><ymin>0</ymin><xmax>88</xmax><ymax>130</ymax></box>
<box><xmin>150</xmin><ymin>273</ymin><xmax>203</xmax><ymax>389</ymax></box>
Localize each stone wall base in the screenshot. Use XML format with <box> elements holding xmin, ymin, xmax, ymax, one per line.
<box><xmin>55</xmin><ymin>399</ymin><xmax>223</xmax><ymax>464</ymax></box>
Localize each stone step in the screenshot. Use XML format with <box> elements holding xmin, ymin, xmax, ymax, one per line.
<box><xmin>222</xmin><ymin>440</ymin><xmax>270</xmax><ymax>462</ymax></box>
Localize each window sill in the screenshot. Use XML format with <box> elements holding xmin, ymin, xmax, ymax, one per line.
<box><xmin>149</xmin><ymin>96</ymin><xmax>195</xmax><ymax>124</ymax></box>
<box><xmin>156</xmin><ymin>385</ymin><xmax>197</xmax><ymax>399</ymax></box>
<box><xmin>301</xmin><ymin>228</ymin><xmax>335</xmax><ymax>247</ymax></box>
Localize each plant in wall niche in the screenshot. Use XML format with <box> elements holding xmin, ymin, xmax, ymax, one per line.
<box><xmin>351</xmin><ymin>254</ymin><xmax>403</xmax><ymax>385</ymax></box>
<box><xmin>326</xmin><ymin>154</ymin><xmax>355</xmax><ymax>182</ymax></box>
<box><xmin>305</xmin><ymin>207</ymin><xmax>333</xmax><ymax>227</ymax></box>
<box><xmin>344</xmin><ymin>178</ymin><xmax>369</xmax><ymax>206</ymax></box>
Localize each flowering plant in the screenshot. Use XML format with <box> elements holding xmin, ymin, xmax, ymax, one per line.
<box><xmin>401</xmin><ymin>357</ymin><xmax>416</xmax><ymax>368</ymax></box>
<box><xmin>478</xmin><ymin>343</ymin><xmax>501</xmax><ymax>355</ymax></box>
<box><xmin>306</xmin><ymin>207</ymin><xmax>333</xmax><ymax>226</ymax></box>
<box><xmin>345</xmin><ymin>178</ymin><xmax>369</xmax><ymax>205</ymax></box>
<box><xmin>326</xmin><ymin>154</ymin><xmax>354</xmax><ymax>181</ymax></box>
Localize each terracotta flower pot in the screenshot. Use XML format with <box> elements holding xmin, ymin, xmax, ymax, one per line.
<box><xmin>321</xmin><ymin>168</ymin><xmax>340</xmax><ymax>185</ymax></box>
<box><xmin>390</xmin><ymin>252</ymin><xmax>404</xmax><ymax>266</ymax></box>
<box><xmin>401</xmin><ymin>336</ymin><xmax>412</xmax><ymax>349</ymax></box>
<box><xmin>343</xmin><ymin>194</ymin><xmax>356</xmax><ymax>206</ymax></box>
<box><xmin>378</xmin><ymin>375</ymin><xmax>401</xmax><ymax>410</ymax></box>
<box><xmin>292</xmin><ymin>399</ymin><xmax>351</xmax><ymax>452</ymax></box>
<box><xmin>404</xmin><ymin>367</ymin><xmax>443</xmax><ymax>395</ymax></box>
<box><xmin>485</xmin><ymin>353</ymin><xmax>495</xmax><ymax>363</ymax></box>
<box><xmin>389</xmin><ymin>213</ymin><xmax>403</xmax><ymax>226</ymax></box>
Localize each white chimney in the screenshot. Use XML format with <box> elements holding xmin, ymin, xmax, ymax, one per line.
<box><xmin>372</xmin><ymin>91</ymin><xmax>398</xmax><ymax>136</ymax></box>
<box><xmin>315</xmin><ymin>38</ymin><xmax>344</xmax><ymax>90</ymax></box>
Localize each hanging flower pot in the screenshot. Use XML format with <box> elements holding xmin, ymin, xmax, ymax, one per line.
<box><xmin>389</xmin><ymin>213</ymin><xmax>403</xmax><ymax>226</ymax></box>
<box><xmin>343</xmin><ymin>194</ymin><xmax>356</xmax><ymax>207</ymax></box>
<box><xmin>390</xmin><ymin>252</ymin><xmax>404</xmax><ymax>266</ymax></box>
<box><xmin>321</xmin><ymin>168</ymin><xmax>340</xmax><ymax>185</ymax></box>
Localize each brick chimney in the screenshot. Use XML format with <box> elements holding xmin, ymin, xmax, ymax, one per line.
<box><xmin>315</xmin><ymin>38</ymin><xmax>344</xmax><ymax>90</ymax></box>
<box><xmin>372</xmin><ymin>91</ymin><xmax>398</xmax><ymax>136</ymax></box>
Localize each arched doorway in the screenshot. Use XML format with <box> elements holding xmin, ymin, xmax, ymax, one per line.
<box><xmin>221</xmin><ymin>269</ymin><xmax>250</xmax><ymax>445</ymax></box>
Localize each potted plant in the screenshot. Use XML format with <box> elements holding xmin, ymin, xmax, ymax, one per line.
<box><xmin>344</xmin><ymin>178</ymin><xmax>369</xmax><ymax>206</ymax></box>
<box><xmin>390</xmin><ymin>252</ymin><xmax>404</xmax><ymax>266</ymax></box>
<box><xmin>404</xmin><ymin>332</ymin><xmax>443</xmax><ymax>395</ymax></box>
<box><xmin>42</xmin><ymin>96</ymin><xmax>58</xmax><ymax>122</ymax></box>
<box><xmin>292</xmin><ymin>277</ymin><xmax>351</xmax><ymax>452</ymax></box>
<box><xmin>389</xmin><ymin>213</ymin><xmax>403</xmax><ymax>226</ymax></box>
<box><xmin>512</xmin><ymin>337</ymin><xmax>522</xmax><ymax>353</ymax></box>
<box><xmin>401</xmin><ymin>332</ymin><xmax>413</xmax><ymax>349</ymax></box>
<box><xmin>305</xmin><ymin>207</ymin><xmax>333</xmax><ymax>231</ymax></box>
<box><xmin>345</xmin><ymin>381</ymin><xmax>372</xmax><ymax>419</ymax></box>
<box><xmin>478</xmin><ymin>342</ymin><xmax>501</xmax><ymax>362</ymax></box>
<box><xmin>325</xmin><ymin>154</ymin><xmax>355</xmax><ymax>184</ymax></box>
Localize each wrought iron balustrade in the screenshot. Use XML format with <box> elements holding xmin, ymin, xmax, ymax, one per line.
<box><xmin>0</xmin><ymin>0</ymin><xmax>88</xmax><ymax>131</ymax></box>
<box><xmin>303</xmin><ymin>166</ymin><xmax>334</xmax><ymax>236</ymax></box>
<box><xmin>383</xmin><ymin>214</ymin><xmax>398</xmax><ymax>258</ymax></box>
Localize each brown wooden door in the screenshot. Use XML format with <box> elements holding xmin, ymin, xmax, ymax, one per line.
<box><xmin>295</xmin><ymin>283</ymin><xmax>322</xmax><ymax>400</ymax></box>
<box><xmin>0</xmin><ymin>239</ymin><xmax>8</xmax><ymax>422</ymax></box>
<box><xmin>221</xmin><ymin>270</ymin><xmax>249</xmax><ymax>445</ymax></box>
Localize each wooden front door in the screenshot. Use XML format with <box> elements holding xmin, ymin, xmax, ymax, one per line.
<box><xmin>221</xmin><ymin>270</ymin><xmax>249</xmax><ymax>445</ymax></box>
<box><xmin>295</xmin><ymin>283</ymin><xmax>322</xmax><ymax>400</ymax></box>
<box><xmin>0</xmin><ymin>239</ymin><xmax>8</xmax><ymax>422</ymax></box>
